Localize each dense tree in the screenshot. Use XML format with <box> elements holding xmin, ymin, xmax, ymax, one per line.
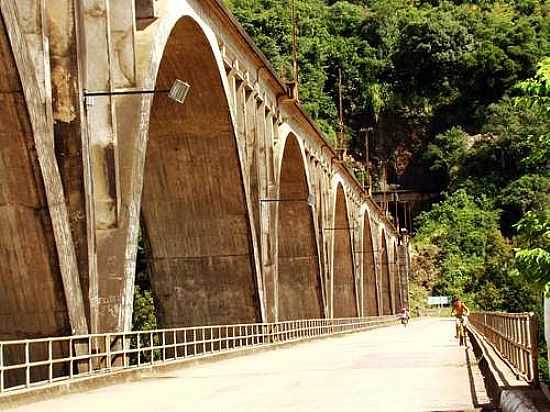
<box><xmin>227</xmin><ymin>0</ymin><xmax>550</xmax><ymax>188</ymax></box>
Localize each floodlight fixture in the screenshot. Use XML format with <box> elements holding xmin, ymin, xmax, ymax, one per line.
<box><xmin>168</xmin><ymin>79</ymin><xmax>191</xmax><ymax>104</ymax></box>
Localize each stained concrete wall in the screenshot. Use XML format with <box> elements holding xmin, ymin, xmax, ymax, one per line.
<box><xmin>0</xmin><ymin>13</ymin><xmax>70</xmax><ymax>341</ymax></box>
<box><xmin>0</xmin><ymin>0</ymin><xmax>407</xmax><ymax>347</ymax></box>
<box><xmin>142</xmin><ymin>18</ymin><xmax>260</xmax><ymax>327</ymax></box>
<box><xmin>276</xmin><ymin>134</ymin><xmax>323</xmax><ymax>321</ymax></box>
<box><xmin>380</xmin><ymin>232</ymin><xmax>393</xmax><ymax>315</ymax></box>
<box><xmin>362</xmin><ymin>212</ymin><xmax>379</xmax><ymax>316</ymax></box>
<box><xmin>393</xmin><ymin>243</ymin><xmax>402</xmax><ymax>311</ymax></box>
<box><xmin>332</xmin><ymin>185</ymin><xmax>358</xmax><ymax>318</ymax></box>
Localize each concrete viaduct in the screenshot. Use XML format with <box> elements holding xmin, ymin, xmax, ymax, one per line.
<box><xmin>0</xmin><ymin>0</ymin><xmax>409</xmax><ymax>345</ymax></box>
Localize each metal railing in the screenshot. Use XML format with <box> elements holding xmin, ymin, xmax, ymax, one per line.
<box><xmin>468</xmin><ymin>312</ymin><xmax>539</xmax><ymax>384</ymax></box>
<box><xmin>0</xmin><ymin>315</ymin><xmax>399</xmax><ymax>394</ymax></box>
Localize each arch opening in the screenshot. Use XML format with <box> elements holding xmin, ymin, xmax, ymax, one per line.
<box><xmin>332</xmin><ymin>185</ymin><xmax>358</xmax><ymax>318</ymax></box>
<box><xmin>362</xmin><ymin>213</ymin><xmax>378</xmax><ymax>316</ymax></box>
<box><xmin>142</xmin><ymin>17</ymin><xmax>260</xmax><ymax>328</ymax></box>
<box><xmin>276</xmin><ymin>134</ymin><xmax>323</xmax><ymax>321</ymax></box>
<box><xmin>380</xmin><ymin>232</ymin><xmax>393</xmax><ymax>315</ymax></box>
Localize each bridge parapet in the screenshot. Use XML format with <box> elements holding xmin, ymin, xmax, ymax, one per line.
<box><xmin>0</xmin><ymin>315</ymin><xmax>399</xmax><ymax>396</ymax></box>
<box><xmin>469</xmin><ymin>312</ymin><xmax>539</xmax><ymax>384</ymax></box>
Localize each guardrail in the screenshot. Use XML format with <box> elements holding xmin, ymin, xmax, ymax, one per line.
<box><xmin>468</xmin><ymin>312</ymin><xmax>539</xmax><ymax>384</ymax></box>
<box><xmin>0</xmin><ymin>315</ymin><xmax>399</xmax><ymax>394</ymax></box>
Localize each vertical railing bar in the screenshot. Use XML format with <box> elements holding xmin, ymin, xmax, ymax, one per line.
<box><xmin>106</xmin><ymin>335</ymin><xmax>111</xmax><ymax>370</ymax></box>
<box><xmin>137</xmin><ymin>332</ymin><xmax>141</xmax><ymax>367</ymax></box>
<box><xmin>122</xmin><ymin>334</ymin><xmax>126</xmax><ymax>368</ymax></box>
<box><xmin>184</xmin><ymin>329</ymin><xmax>188</xmax><ymax>358</ymax></box>
<box><xmin>0</xmin><ymin>343</ymin><xmax>3</xmax><ymax>393</ymax></box>
<box><xmin>88</xmin><ymin>336</ymin><xmax>93</xmax><ymax>373</ymax></box>
<box><xmin>25</xmin><ymin>341</ymin><xmax>30</xmax><ymax>388</ymax></box>
<box><xmin>212</xmin><ymin>326</ymin><xmax>216</xmax><ymax>352</ymax></box>
<box><xmin>193</xmin><ymin>328</ymin><xmax>197</xmax><ymax>356</ymax></box>
<box><xmin>69</xmin><ymin>338</ymin><xmax>74</xmax><ymax>379</ymax></box>
<box><xmin>48</xmin><ymin>340</ymin><xmax>53</xmax><ymax>383</ymax></box>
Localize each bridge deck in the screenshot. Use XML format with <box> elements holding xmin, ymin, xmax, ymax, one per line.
<box><xmin>10</xmin><ymin>319</ymin><xmax>494</xmax><ymax>411</ymax></box>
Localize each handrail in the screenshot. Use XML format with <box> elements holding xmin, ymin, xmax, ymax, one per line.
<box><xmin>468</xmin><ymin>312</ymin><xmax>539</xmax><ymax>385</ymax></box>
<box><xmin>0</xmin><ymin>315</ymin><xmax>399</xmax><ymax>394</ymax></box>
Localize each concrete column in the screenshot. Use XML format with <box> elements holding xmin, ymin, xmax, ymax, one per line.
<box><xmin>1</xmin><ymin>0</ymin><xmax>88</xmax><ymax>335</ymax></box>
<box><xmin>259</xmin><ymin>105</ymin><xmax>278</xmax><ymax>321</ymax></box>
<box><xmin>80</xmin><ymin>0</ymin><xmax>137</xmax><ymax>333</ymax></box>
<box><xmin>398</xmin><ymin>242</ymin><xmax>410</xmax><ymax>307</ymax></box>
<box><xmin>46</xmin><ymin>0</ymin><xmax>97</xmax><ymax>330</ymax></box>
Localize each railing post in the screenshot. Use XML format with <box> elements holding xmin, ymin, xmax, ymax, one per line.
<box><xmin>25</xmin><ymin>341</ymin><xmax>30</xmax><ymax>388</ymax></box>
<box><xmin>106</xmin><ymin>335</ymin><xmax>112</xmax><ymax>370</ymax></box>
<box><xmin>0</xmin><ymin>343</ymin><xmax>3</xmax><ymax>393</ymax></box>
<box><xmin>530</xmin><ymin>313</ymin><xmax>540</xmax><ymax>386</ymax></box>
<box><xmin>48</xmin><ymin>340</ymin><xmax>53</xmax><ymax>383</ymax></box>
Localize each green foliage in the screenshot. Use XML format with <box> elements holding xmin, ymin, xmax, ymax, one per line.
<box><xmin>132</xmin><ymin>285</ymin><xmax>157</xmax><ymax>331</ymax></box>
<box><xmin>132</xmin><ymin>229</ymin><xmax>157</xmax><ymax>331</ymax></box>
<box><xmin>423</xmin><ymin>127</ymin><xmax>467</xmax><ymax>187</ymax></box>
<box><xmin>498</xmin><ymin>175</ymin><xmax>550</xmax><ymax>232</ymax></box>
<box><xmin>413</xmin><ymin>190</ymin><xmax>539</xmax><ymax>311</ymax></box>
<box><xmin>227</xmin><ymin>0</ymin><xmax>550</xmax><ymax>182</ymax></box>
<box><xmin>515</xmin><ymin>210</ymin><xmax>550</xmax><ymax>290</ymax></box>
<box><xmin>408</xmin><ymin>280</ymin><xmax>429</xmax><ymax>316</ymax></box>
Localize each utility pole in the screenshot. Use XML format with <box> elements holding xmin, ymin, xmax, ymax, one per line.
<box><xmin>289</xmin><ymin>0</ymin><xmax>300</xmax><ymax>102</ymax></box>
<box><xmin>382</xmin><ymin>161</ymin><xmax>388</xmax><ymax>215</ymax></box>
<box><xmin>360</xmin><ymin>127</ymin><xmax>374</xmax><ymax>195</ymax></box>
<box><xmin>337</xmin><ymin>68</ymin><xmax>346</xmax><ymax>159</ymax></box>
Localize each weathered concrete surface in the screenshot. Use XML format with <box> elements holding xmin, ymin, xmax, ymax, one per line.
<box><xmin>8</xmin><ymin>318</ymin><xmax>494</xmax><ymax>412</ymax></box>
<box><xmin>0</xmin><ymin>11</ymin><xmax>70</xmax><ymax>343</ymax></box>
<box><xmin>143</xmin><ymin>18</ymin><xmax>260</xmax><ymax>328</ymax></box>
<box><xmin>362</xmin><ymin>212</ymin><xmax>379</xmax><ymax>316</ymax></box>
<box><xmin>393</xmin><ymin>243</ymin><xmax>403</xmax><ymax>310</ymax></box>
<box><xmin>277</xmin><ymin>134</ymin><xmax>323</xmax><ymax>321</ymax></box>
<box><xmin>332</xmin><ymin>184</ymin><xmax>358</xmax><ymax>318</ymax></box>
<box><xmin>381</xmin><ymin>231</ymin><xmax>393</xmax><ymax>314</ymax></box>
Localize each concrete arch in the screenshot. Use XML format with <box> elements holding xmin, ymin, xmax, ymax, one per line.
<box><xmin>331</xmin><ymin>183</ymin><xmax>358</xmax><ymax>318</ymax></box>
<box><xmin>141</xmin><ymin>16</ymin><xmax>261</xmax><ymax>327</ymax></box>
<box><xmin>276</xmin><ymin>133</ymin><xmax>323</xmax><ymax>321</ymax></box>
<box><xmin>362</xmin><ymin>210</ymin><xmax>379</xmax><ymax>316</ymax></box>
<box><xmin>380</xmin><ymin>230</ymin><xmax>393</xmax><ymax>315</ymax></box>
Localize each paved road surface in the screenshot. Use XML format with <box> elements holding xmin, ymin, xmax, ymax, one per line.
<box><xmin>12</xmin><ymin>318</ymin><xmax>494</xmax><ymax>412</ymax></box>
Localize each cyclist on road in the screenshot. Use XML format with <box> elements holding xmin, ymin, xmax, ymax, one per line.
<box><xmin>401</xmin><ymin>306</ymin><xmax>410</xmax><ymax>326</ymax></box>
<box><xmin>451</xmin><ymin>297</ymin><xmax>470</xmax><ymax>338</ymax></box>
